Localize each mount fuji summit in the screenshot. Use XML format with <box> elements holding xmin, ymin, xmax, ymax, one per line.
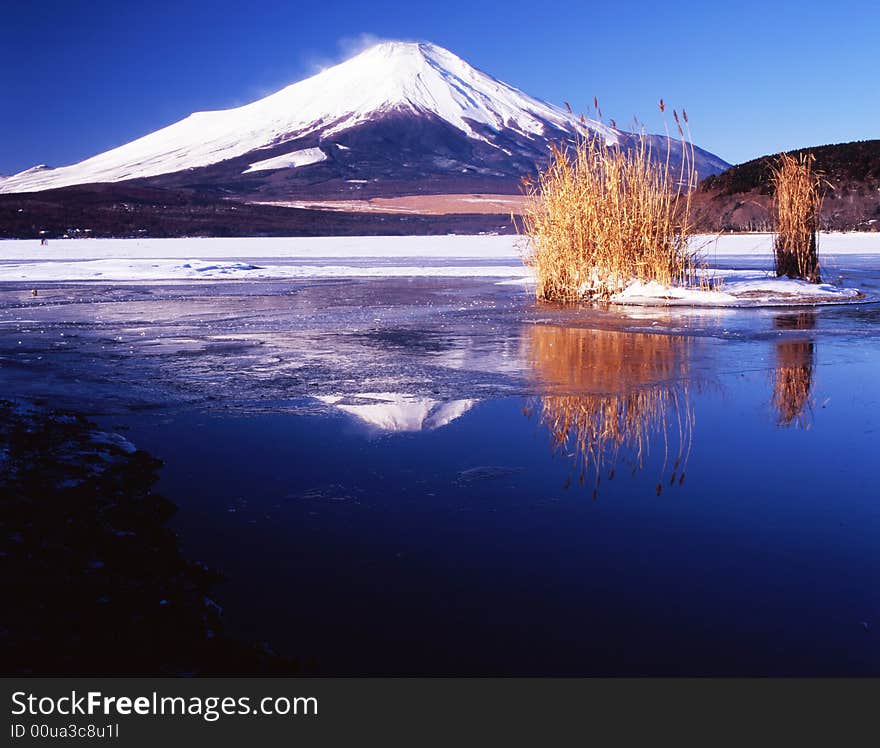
<box><xmin>0</xmin><ymin>42</ymin><xmax>728</xmax><ymax>201</ymax></box>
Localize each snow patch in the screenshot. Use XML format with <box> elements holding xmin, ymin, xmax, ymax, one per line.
<box><xmin>242</xmin><ymin>147</ymin><xmax>327</xmax><ymax>174</ymax></box>
<box><xmin>611</xmin><ymin>270</ymin><xmax>863</xmax><ymax>307</ymax></box>
<box><xmin>503</xmin><ymin>267</ymin><xmax>866</xmax><ymax>306</ymax></box>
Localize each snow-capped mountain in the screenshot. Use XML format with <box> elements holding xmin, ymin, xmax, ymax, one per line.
<box><xmin>0</xmin><ymin>41</ymin><xmax>728</xmax><ymax>197</ymax></box>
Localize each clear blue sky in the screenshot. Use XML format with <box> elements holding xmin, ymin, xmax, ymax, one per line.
<box><xmin>2</xmin><ymin>0</ymin><xmax>878</xmax><ymax>174</ymax></box>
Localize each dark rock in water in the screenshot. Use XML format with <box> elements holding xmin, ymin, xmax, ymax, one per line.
<box><xmin>0</xmin><ymin>399</ymin><xmax>300</xmax><ymax>675</ymax></box>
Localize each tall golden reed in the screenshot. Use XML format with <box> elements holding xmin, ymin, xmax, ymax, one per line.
<box><xmin>770</xmin><ymin>153</ymin><xmax>823</xmax><ymax>282</ymax></box>
<box><xmin>519</xmin><ymin>103</ymin><xmax>701</xmax><ymax>301</ymax></box>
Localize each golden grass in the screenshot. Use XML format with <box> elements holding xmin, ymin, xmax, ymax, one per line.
<box><xmin>770</xmin><ymin>153</ymin><xmax>823</xmax><ymax>282</ymax></box>
<box><xmin>518</xmin><ymin>105</ymin><xmax>702</xmax><ymax>301</ymax></box>
<box><xmin>524</xmin><ymin>325</ymin><xmax>695</xmax><ymax>495</ymax></box>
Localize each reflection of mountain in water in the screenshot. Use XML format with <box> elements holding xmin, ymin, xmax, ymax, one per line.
<box><xmin>316</xmin><ymin>393</ymin><xmax>476</xmax><ymax>433</ymax></box>
<box><xmin>772</xmin><ymin>313</ymin><xmax>816</xmax><ymax>429</ymax></box>
<box><xmin>524</xmin><ymin>325</ymin><xmax>695</xmax><ymax>496</ymax></box>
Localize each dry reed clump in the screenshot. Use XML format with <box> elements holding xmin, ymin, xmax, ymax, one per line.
<box><xmin>770</xmin><ymin>153</ymin><xmax>823</xmax><ymax>282</ymax></box>
<box><xmin>519</xmin><ymin>104</ymin><xmax>701</xmax><ymax>301</ymax></box>
<box><xmin>524</xmin><ymin>325</ymin><xmax>695</xmax><ymax>496</ymax></box>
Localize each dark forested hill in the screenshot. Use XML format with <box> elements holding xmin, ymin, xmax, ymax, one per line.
<box><xmin>692</xmin><ymin>140</ymin><xmax>880</xmax><ymax>231</ymax></box>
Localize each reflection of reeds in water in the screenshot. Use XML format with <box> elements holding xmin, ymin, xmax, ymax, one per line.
<box><xmin>772</xmin><ymin>313</ymin><xmax>816</xmax><ymax>428</ymax></box>
<box><xmin>525</xmin><ymin>325</ymin><xmax>695</xmax><ymax>496</ymax></box>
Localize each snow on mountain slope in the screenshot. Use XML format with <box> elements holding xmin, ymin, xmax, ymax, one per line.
<box><xmin>0</xmin><ymin>42</ymin><xmax>615</xmax><ymax>194</ymax></box>
<box><xmin>242</xmin><ymin>147</ymin><xmax>328</xmax><ymax>174</ymax></box>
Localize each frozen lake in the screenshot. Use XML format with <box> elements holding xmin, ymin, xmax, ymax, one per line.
<box><xmin>2</xmin><ymin>235</ymin><xmax>880</xmax><ymax>674</ymax></box>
